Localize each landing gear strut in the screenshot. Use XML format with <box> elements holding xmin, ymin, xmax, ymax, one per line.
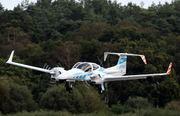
<box><xmin>98</xmin><ymin>85</ymin><xmax>104</xmax><ymax>94</ymax></box>
<box><xmin>65</xmin><ymin>82</ymin><xmax>73</xmax><ymax>93</ymax></box>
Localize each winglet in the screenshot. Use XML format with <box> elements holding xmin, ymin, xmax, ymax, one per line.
<box><xmin>140</xmin><ymin>55</ymin><xmax>147</xmax><ymax>64</ymax></box>
<box><xmin>104</xmin><ymin>52</ymin><xmax>108</xmax><ymax>61</ymax></box>
<box><xmin>6</xmin><ymin>50</ymin><xmax>14</xmax><ymax>63</ymax></box>
<box><xmin>167</xmin><ymin>62</ymin><xmax>172</xmax><ymax>74</ymax></box>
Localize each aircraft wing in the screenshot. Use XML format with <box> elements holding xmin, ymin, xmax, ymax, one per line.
<box><xmin>6</xmin><ymin>50</ymin><xmax>55</xmax><ymax>74</ymax></box>
<box><xmin>104</xmin><ymin>63</ymin><xmax>172</xmax><ymax>81</ymax></box>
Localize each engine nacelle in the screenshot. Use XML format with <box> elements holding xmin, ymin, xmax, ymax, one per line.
<box><xmin>89</xmin><ymin>74</ymin><xmax>104</xmax><ymax>84</ymax></box>
<box><xmin>50</xmin><ymin>67</ymin><xmax>66</xmax><ymax>81</ymax></box>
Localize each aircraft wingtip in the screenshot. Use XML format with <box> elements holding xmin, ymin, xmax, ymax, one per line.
<box><xmin>141</xmin><ymin>55</ymin><xmax>147</xmax><ymax>64</ymax></box>
<box><xmin>6</xmin><ymin>50</ymin><xmax>15</xmax><ymax>63</ymax></box>
<box><xmin>167</xmin><ymin>62</ymin><xmax>172</xmax><ymax>74</ymax></box>
<box><xmin>104</xmin><ymin>52</ymin><xmax>108</xmax><ymax>61</ymax></box>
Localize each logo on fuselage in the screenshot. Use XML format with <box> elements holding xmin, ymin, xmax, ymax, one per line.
<box><xmin>116</xmin><ymin>65</ymin><xmax>125</xmax><ymax>70</ymax></box>
<box><xmin>118</xmin><ymin>58</ymin><xmax>127</xmax><ymax>64</ymax></box>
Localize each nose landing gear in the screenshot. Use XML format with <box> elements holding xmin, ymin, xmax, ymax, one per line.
<box><xmin>65</xmin><ymin>82</ymin><xmax>73</xmax><ymax>93</ymax></box>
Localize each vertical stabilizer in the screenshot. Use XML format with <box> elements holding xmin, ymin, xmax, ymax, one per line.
<box><xmin>116</xmin><ymin>55</ymin><xmax>127</xmax><ymax>74</ymax></box>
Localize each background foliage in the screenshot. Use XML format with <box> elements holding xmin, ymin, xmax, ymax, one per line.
<box><xmin>0</xmin><ymin>0</ymin><xmax>180</xmax><ymax>115</ymax></box>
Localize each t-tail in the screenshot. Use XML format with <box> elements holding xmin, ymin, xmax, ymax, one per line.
<box><xmin>104</xmin><ymin>52</ymin><xmax>147</xmax><ymax>76</ymax></box>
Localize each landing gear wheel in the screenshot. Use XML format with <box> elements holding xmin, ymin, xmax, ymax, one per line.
<box><xmin>65</xmin><ymin>82</ymin><xmax>73</xmax><ymax>93</ymax></box>
<box><xmin>69</xmin><ymin>88</ymin><xmax>72</xmax><ymax>93</ymax></box>
<box><xmin>99</xmin><ymin>89</ymin><xmax>104</xmax><ymax>94</ymax></box>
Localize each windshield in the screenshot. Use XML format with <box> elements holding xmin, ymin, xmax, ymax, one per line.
<box><xmin>72</xmin><ymin>62</ymin><xmax>81</xmax><ymax>68</ymax></box>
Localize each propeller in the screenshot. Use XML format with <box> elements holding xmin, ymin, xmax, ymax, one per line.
<box><xmin>57</xmin><ymin>62</ymin><xmax>62</xmax><ymax>67</ymax></box>
<box><xmin>49</xmin><ymin>78</ymin><xmax>56</xmax><ymax>86</ymax></box>
<box><xmin>43</xmin><ymin>63</ymin><xmax>51</xmax><ymax>70</ymax></box>
<box><xmin>83</xmin><ymin>74</ymin><xmax>92</xmax><ymax>89</ymax></box>
<box><xmin>83</xmin><ymin>72</ymin><xmax>103</xmax><ymax>89</ymax></box>
<box><xmin>83</xmin><ymin>82</ymin><xmax>90</xmax><ymax>89</ymax></box>
<box><xmin>43</xmin><ymin>63</ymin><xmax>56</xmax><ymax>86</ymax></box>
<box><xmin>47</xmin><ymin>64</ymin><xmax>65</xmax><ymax>87</ymax></box>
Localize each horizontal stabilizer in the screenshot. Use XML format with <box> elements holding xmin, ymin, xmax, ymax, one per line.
<box><xmin>104</xmin><ymin>52</ymin><xmax>147</xmax><ymax>64</ymax></box>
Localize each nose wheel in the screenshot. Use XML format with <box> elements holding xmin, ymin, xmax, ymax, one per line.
<box><xmin>69</xmin><ymin>88</ymin><xmax>72</xmax><ymax>93</ymax></box>
<box><xmin>65</xmin><ymin>82</ymin><xmax>73</xmax><ymax>93</ymax></box>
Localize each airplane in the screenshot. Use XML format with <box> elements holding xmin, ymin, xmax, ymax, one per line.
<box><xmin>6</xmin><ymin>50</ymin><xmax>172</xmax><ymax>94</ymax></box>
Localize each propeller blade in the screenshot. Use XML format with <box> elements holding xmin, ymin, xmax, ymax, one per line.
<box><xmin>85</xmin><ymin>80</ymin><xmax>91</xmax><ymax>87</ymax></box>
<box><xmin>83</xmin><ymin>82</ymin><xmax>90</xmax><ymax>89</ymax></box>
<box><xmin>43</xmin><ymin>63</ymin><xmax>47</xmax><ymax>69</ymax></box>
<box><xmin>49</xmin><ymin>79</ymin><xmax>56</xmax><ymax>86</ymax></box>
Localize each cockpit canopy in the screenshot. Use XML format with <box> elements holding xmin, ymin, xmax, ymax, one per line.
<box><xmin>72</xmin><ymin>62</ymin><xmax>100</xmax><ymax>72</ymax></box>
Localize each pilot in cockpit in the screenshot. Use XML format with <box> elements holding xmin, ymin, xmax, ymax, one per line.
<box><xmin>82</xmin><ymin>63</ymin><xmax>91</xmax><ymax>72</ymax></box>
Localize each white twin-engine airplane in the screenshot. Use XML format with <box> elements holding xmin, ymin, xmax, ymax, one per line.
<box><xmin>6</xmin><ymin>51</ymin><xmax>172</xmax><ymax>94</ymax></box>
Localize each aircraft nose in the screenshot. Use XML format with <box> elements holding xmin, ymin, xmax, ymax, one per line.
<box><xmin>57</xmin><ymin>73</ymin><xmax>68</xmax><ymax>80</ymax></box>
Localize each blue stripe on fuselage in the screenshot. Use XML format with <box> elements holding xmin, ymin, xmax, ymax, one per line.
<box><xmin>99</xmin><ymin>67</ymin><xmax>105</xmax><ymax>72</ymax></box>
<box><xmin>73</xmin><ymin>74</ymin><xmax>91</xmax><ymax>79</ymax></box>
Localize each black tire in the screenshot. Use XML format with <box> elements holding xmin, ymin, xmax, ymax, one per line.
<box><xmin>99</xmin><ymin>89</ymin><xmax>104</xmax><ymax>94</ymax></box>
<box><xmin>98</xmin><ymin>86</ymin><xmax>103</xmax><ymax>94</ymax></box>
<box><xmin>69</xmin><ymin>88</ymin><xmax>72</xmax><ymax>93</ymax></box>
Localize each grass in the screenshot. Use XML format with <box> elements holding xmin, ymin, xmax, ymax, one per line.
<box><xmin>1</xmin><ymin>107</ymin><xmax>180</xmax><ymax>116</ymax></box>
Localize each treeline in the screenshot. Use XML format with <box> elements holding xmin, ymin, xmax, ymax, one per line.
<box><xmin>0</xmin><ymin>0</ymin><xmax>180</xmax><ymax>115</ymax></box>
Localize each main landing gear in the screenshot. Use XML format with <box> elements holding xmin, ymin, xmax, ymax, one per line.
<box><xmin>65</xmin><ymin>82</ymin><xmax>73</xmax><ymax>93</ymax></box>
<box><xmin>98</xmin><ymin>85</ymin><xmax>104</xmax><ymax>94</ymax></box>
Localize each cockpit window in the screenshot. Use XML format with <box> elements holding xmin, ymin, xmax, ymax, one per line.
<box><xmin>92</xmin><ymin>64</ymin><xmax>100</xmax><ymax>70</ymax></box>
<box><xmin>77</xmin><ymin>63</ymin><xmax>86</xmax><ymax>69</ymax></box>
<box><xmin>73</xmin><ymin>62</ymin><xmax>92</xmax><ymax>72</ymax></box>
<box><xmin>81</xmin><ymin>63</ymin><xmax>91</xmax><ymax>72</ymax></box>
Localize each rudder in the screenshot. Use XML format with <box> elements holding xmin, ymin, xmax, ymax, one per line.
<box><xmin>116</xmin><ymin>55</ymin><xmax>127</xmax><ymax>74</ymax></box>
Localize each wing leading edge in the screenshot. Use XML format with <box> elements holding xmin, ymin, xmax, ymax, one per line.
<box><xmin>104</xmin><ymin>62</ymin><xmax>172</xmax><ymax>81</ymax></box>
